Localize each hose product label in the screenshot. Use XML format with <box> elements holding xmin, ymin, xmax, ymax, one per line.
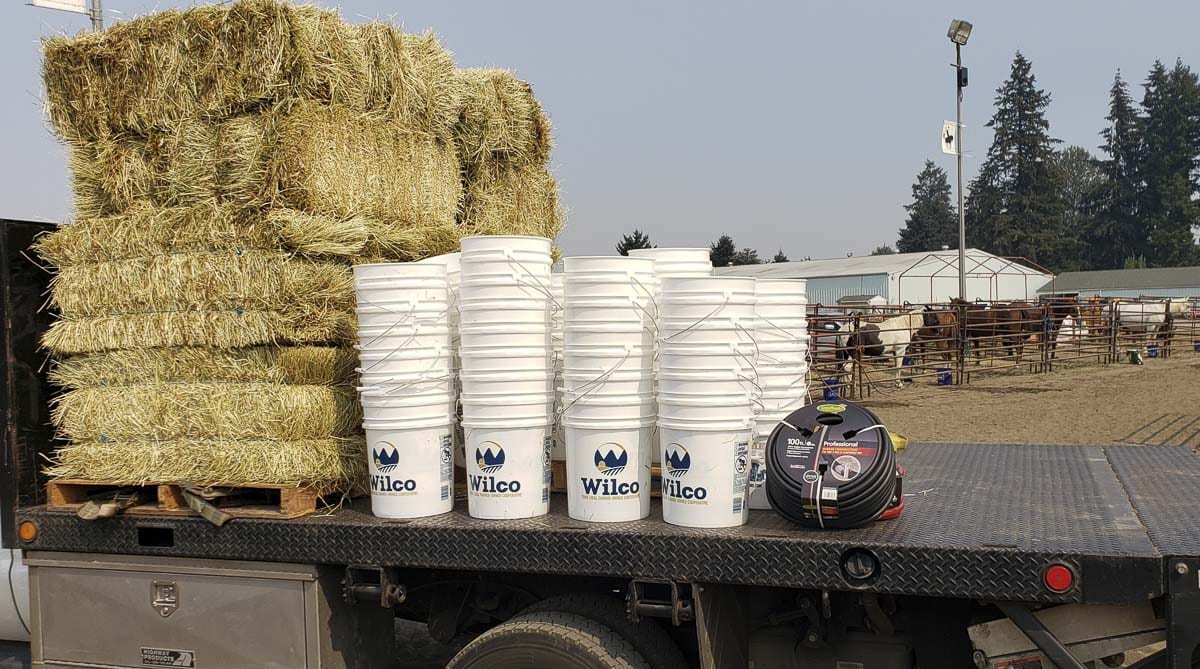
<box><xmin>141</xmin><ymin>647</ymin><xmax>195</xmax><ymax>667</ymax></box>
<box><xmin>770</xmin><ymin>423</ymin><xmax>880</xmax><ymax>522</ymax></box>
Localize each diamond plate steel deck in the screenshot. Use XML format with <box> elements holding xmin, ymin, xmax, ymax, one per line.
<box><xmin>19</xmin><ymin>443</ymin><xmax>1197</xmax><ymax>604</ymax></box>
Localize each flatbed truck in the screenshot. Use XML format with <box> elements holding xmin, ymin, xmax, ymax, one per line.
<box><xmin>2</xmin><ymin>220</ymin><xmax>1198</xmax><ymax>668</ymax></box>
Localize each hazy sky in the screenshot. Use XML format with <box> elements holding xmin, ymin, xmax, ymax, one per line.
<box><xmin>3</xmin><ymin>1</ymin><xmax>1199</xmax><ymax>258</ymax></box>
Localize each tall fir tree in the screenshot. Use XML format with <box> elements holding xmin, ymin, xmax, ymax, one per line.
<box><xmin>730</xmin><ymin>247</ymin><xmax>761</xmax><ymax>265</ymax></box>
<box><xmin>772</xmin><ymin>250</ymin><xmax>789</xmax><ymax>263</ymax></box>
<box><xmin>1093</xmin><ymin>71</ymin><xmax>1145</xmax><ymax>269</ymax></box>
<box><xmin>897</xmin><ymin>160</ymin><xmax>958</xmax><ymax>253</ymax></box>
<box><xmin>710</xmin><ymin>235</ymin><xmax>736</xmax><ymax>267</ymax></box>
<box><xmin>1139</xmin><ymin>60</ymin><xmax>1200</xmax><ymax>266</ymax></box>
<box><xmin>964</xmin><ymin>52</ymin><xmax>1064</xmax><ymax>268</ymax></box>
<box><xmin>1052</xmin><ymin>146</ymin><xmax>1105</xmax><ymax>271</ymax></box>
<box><xmin>615</xmin><ymin>229</ymin><xmax>655</xmax><ymax>255</ymax></box>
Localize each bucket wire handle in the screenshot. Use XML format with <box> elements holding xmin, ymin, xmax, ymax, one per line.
<box><xmin>558</xmin><ymin>346</ymin><xmax>633</xmax><ymax>416</ymax></box>
<box><xmin>505</xmin><ymin>252</ymin><xmax>560</xmax><ymax>306</ymax></box>
<box><xmin>660</xmin><ymin>296</ymin><xmax>730</xmax><ymax>342</ymax></box>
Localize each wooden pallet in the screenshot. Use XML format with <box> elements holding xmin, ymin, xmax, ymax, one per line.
<box><xmin>46</xmin><ymin>479</ymin><xmax>343</xmax><ymax>520</ymax></box>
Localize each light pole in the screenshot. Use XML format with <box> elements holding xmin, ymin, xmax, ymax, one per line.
<box><xmin>28</xmin><ymin>0</ymin><xmax>102</xmax><ymax>31</ymax></box>
<box><xmin>91</xmin><ymin>0</ymin><xmax>103</xmax><ymax>31</ymax></box>
<box><xmin>947</xmin><ymin>19</ymin><xmax>972</xmax><ymax>300</ymax></box>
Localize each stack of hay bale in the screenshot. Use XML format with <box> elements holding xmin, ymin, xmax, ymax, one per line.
<box><xmin>36</xmin><ymin>0</ymin><xmax>562</xmax><ymax>495</ymax></box>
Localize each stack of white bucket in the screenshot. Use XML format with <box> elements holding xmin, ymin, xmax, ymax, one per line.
<box><xmin>748</xmin><ymin>279</ymin><xmax>811</xmax><ymax>509</ymax></box>
<box><xmin>353</xmin><ymin>262</ymin><xmax>455</xmax><ymax>519</ymax></box>
<box><xmin>458</xmin><ymin>236</ymin><xmax>554</xmax><ymax>519</ymax></box>
<box><xmin>550</xmin><ymin>272</ymin><xmax>566</xmax><ymax>461</ymax></box>
<box><xmin>657</xmin><ymin>276</ymin><xmax>757</xmax><ymax>528</ymax></box>
<box><xmin>626</xmin><ymin>248</ymin><xmax>712</xmax><ymax>464</ymax></box>
<box><xmin>418</xmin><ymin>253</ymin><xmax>464</xmax><ymax>466</ymax></box>
<box><xmin>560</xmin><ymin>256</ymin><xmax>657</xmax><ymax>521</ymax></box>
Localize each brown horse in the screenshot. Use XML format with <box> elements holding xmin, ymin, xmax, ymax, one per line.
<box><xmin>951</xmin><ymin>299</ymin><xmax>1037</xmax><ymax>363</ymax></box>
<box><xmin>913</xmin><ymin>306</ymin><xmax>957</xmax><ymax>363</ymax></box>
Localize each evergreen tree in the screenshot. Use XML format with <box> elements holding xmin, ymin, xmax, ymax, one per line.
<box><xmin>710</xmin><ymin>235</ymin><xmax>736</xmax><ymax>267</ymax></box>
<box><xmin>615</xmin><ymin>229</ymin><xmax>654</xmax><ymax>256</ymax></box>
<box><xmin>964</xmin><ymin>52</ymin><xmax>1064</xmax><ymax>267</ymax></box>
<box><xmin>897</xmin><ymin>160</ymin><xmax>958</xmax><ymax>253</ymax></box>
<box><xmin>1139</xmin><ymin>60</ymin><xmax>1200</xmax><ymax>266</ymax></box>
<box><xmin>870</xmin><ymin>245</ymin><xmax>896</xmax><ymax>256</ymax></box>
<box><xmin>1052</xmin><ymin>146</ymin><xmax>1106</xmax><ymax>271</ymax></box>
<box><xmin>730</xmin><ymin>247</ymin><xmax>761</xmax><ymax>265</ymax></box>
<box><xmin>772</xmin><ymin>249</ymin><xmax>789</xmax><ymax>263</ymax></box>
<box><xmin>1093</xmin><ymin>72</ymin><xmax>1145</xmax><ymax>269</ymax></box>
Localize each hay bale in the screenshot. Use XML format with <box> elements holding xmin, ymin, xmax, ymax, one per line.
<box><xmin>47</xmin><ymin>436</ymin><xmax>366</xmax><ymax>487</ymax></box>
<box><xmin>53</xmin><ymin>383</ymin><xmax>360</xmax><ymax>441</ymax></box>
<box><xmin>35</xmin><ymin>203</ymin><xmax>367</xmax><ymax>267</ymax></box>
<box><xmin>48</xmin><ymin>249</ymin><xmax>354</xmax><ymax>318</ymax></box>
<box><xmin>49</xmin><ymin>346</ymin><xmax>357</xmax><ymax>389</ymax></box>
<box><xmin>43</xmin><ymin>308</ymin><xmax>356</xmax><ymax>355</ymax></box>
<box><xmin>64</xmin><ymin>102</ymin><xmax>463</xmax><ymax>226</ymax></box>
<box><xmin>42</xmin><ymin>2</ymin><xmax>458</xmax><ymax>141</ymax></box>
<box><xmin>461</xmin><ymin>162</ymin><xmax>563</xmax><ymax>241</ymax></box>
<box><xmin>217</xmin><ymin>102</ymin><xmax>462</xmax><ymax>225</ymax></box>
<box><xmin>454</xmin><ymin>68</ymin><xmax>552</xmax><ymax>168</ymax></box>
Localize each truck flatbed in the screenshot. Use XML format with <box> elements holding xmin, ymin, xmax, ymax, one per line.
<box><xmin>16</xmin><ymin>443</ymin><xmax>1200</xmax><ymax>605</ymax></box>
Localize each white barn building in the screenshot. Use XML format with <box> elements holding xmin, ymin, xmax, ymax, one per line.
<box><xmin>717</xmin><ymin>249</ymin><xmax>1052</xmax><ymax>305</ymax></box>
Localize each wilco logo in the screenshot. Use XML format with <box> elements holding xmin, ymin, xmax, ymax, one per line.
<box><xmin>370</xmin><ymin>442</ymin><xmax>416</xmax><ymax>493</ymax></box>
<box><xmin>476</xmin><ymin>444</ymin><xmax>506</xmax><ymax>474</ymax></box>
<box><xmin>372</xmin><ymin>443</ymin><xmax>400</xmax><ymax>473</ymax></box>
<box><xmin>665</xmin><ymin>444</ymin><xmax>691</xmax><ymax>478</ymax></box>
<box><xmin>662</xmin><ymin>443</ymin><xmax>707</xmax><ymax>501</ymax></box>
<box><xmin>580</xmin><ymin>444</ymin><xmax>638</xmax><ymax>497</ymax></box>
<box><xmin>594</xmin><ymin>443</ymin><xmax>628</xmax><ymax>477</ymax></box>
<box><xmin>470</xmin><ymin>442</ymin><xmax>521</xmax><ymax>494</ymax></box>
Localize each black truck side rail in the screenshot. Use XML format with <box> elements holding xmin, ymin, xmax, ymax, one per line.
<box><xmin>16</xmin><ymin>443</ymin><xmax>1200</xmax><ymax>608</ymax></box>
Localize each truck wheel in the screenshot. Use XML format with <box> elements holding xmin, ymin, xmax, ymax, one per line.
<box><xmin>521</xmin><ymin>593</ymin><xmax>689</xmax><ymax>669</ymax></box>
<box><xmin>446</xmin><ymin>611</ymin><xmax>650</xmax><ymax>669</ymax></box>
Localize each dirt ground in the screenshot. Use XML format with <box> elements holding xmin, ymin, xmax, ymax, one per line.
<box><xmin>861</xmin><ymin>353</ymin><xmax>1200</xmax><ymax>448</ymax></box>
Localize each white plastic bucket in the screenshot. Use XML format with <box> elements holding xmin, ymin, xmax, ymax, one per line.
<box><xmin>460</xmin><ymin>370</ymin><xmax>554</xmax><ymax>396</ymax></box>
<box><xmin>464</xmin><ymin>423</ymin><xmax>552</xmax><ymax>519</ymax></box>
<box><xmin>755</xmin><ymin>345</ymin><xmax>809</xmax><ymax>366</ymax></box>
<box><xmin>461</xmin><ymin>395</ymin><xmax>554</xmax><ymax>423</ymax></box>
<box><xmin>657</xmin><ymin>371</ymin><xmax>759</xmax><ymax>396</ymax></box>
<box><xmin>563</xmin><ymin>344</ymin><xmax>653</xmax><ymax>373</ymax></box>
<box><xmin>565</xmin><ymin>421</ymin><xmax>652</xmax><ymax>522</ymax></box>
<box><xmin>658</xmin><ymin>401</ymin><xmax>754</xmax><ymax>424</ymax></box>
<box><xmin>355</xmin><ymin>308</ymin><xmax>450</xmax><ymax>331</ymax></box>
<box><xmin>457</xmin><ymin>303</ymin><xmax>549</xmax><ymax>325</ymax></box>
<box><xmin>357</xmin><ymin>376</ymin><xmax>453</xmax><ymax>398</ymax></box>
<box><xmin>561</xmin><ymin>400</ymin><xmax>657</xmax><ymax>422</ymax></box>
<box><xmin>458</xmin><ymin>324</ymin><xmax>551</xmax><ymax>349</ymax></box>
<box><xmin>658</xmin><ymin>343</ymin><xmax>756</xmax><ymax>372</ymax></box>
<box><xmin>357</xmin><ymin>346</ymin><xmax>450</xmax><ymax>370</ymax></box>
<box><xmin>461</xmin><ymin>235</ymin><xmax>552</xmax><ymax>256</ymax></box>
<box><xmin>353</xmin><ymin>262</ymin><xmax>446</xmax><ymax>283</ymax></box>
<box><xmin>459</xmin><ymin>346</ymin><xmax>552</xmax><ymax>372</ymax></box>
<box><xmin>658</xmin><ymin>422</ymin><xmax>752</xmax><ymax>528</ymax></box>
<box><xmin>361</xmin><ymin>398</ymin><xmax>455</xmax><ymax>423</ymax></box>
<box><xmin>566</xmin><ymin>297</ymin><xmax>655</xmax><ymax>324</ymax></box>
<box><xmin>658</xmin><ymin>322</ymin><xmax>755</xmax><ymax>346</ymax></box>
<box><xmin>564</xmin><ymin>255</ymin><xmax>656</xmax><ymax>274</ymax></box>
<box><xmin>564</xmin><ymin>278</ymin><xmax>656</xmax><ymax>301</ymax></box>
<box><xmin>561</xmin><ymin>370</ymin><xmax>654</xmax><ymax>396</ymax></box>
<box><xmin>658</xmin><ymin>299</ymin><xmax>756</xmax><ymax>321</ymax></box>
<box><xmin>661</xmin><ymin>276</ymin><xmax>755</xmax><ymax>298</ymax></box>
<box><xmin>563</xmin><ymin>324</ymin><xmax>654</xmax><ymax>349</ymax></box>
<box><xmin>365</xmin><ymin>423</ymin><xmax>454</xmax><ymax>519</ymax></box>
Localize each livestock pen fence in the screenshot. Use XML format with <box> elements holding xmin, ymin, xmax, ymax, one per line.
<box><xmin>804</xmin><ymin>296</ymin><xmax>1200</xmax><ymax>400</ymax></box>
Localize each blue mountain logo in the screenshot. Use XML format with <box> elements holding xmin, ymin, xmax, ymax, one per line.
<box><xmin>476</xmin><ymin>442</ymin><xmax>506</xmax><ymax>474</ymax></box>
<box><xmin>665</xmin><ymin>444</ymin><xmax>691</xmax><ymax>478</ymax></box>
<box><xmin>593</xmin><ymin>443</ymin><xmax>628</xmax><ymax>477</ymax></box>
<box><xmin>372</xmin><ymin>442</ymin><xmax>400</xmax><ymax>473</ymax></box>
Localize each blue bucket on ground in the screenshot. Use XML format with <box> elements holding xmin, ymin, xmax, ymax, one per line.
<box><xmin>1147</xmin><ymin>343</ymin><xmax>1159</xmax><ymax>359</ymax></box>
<box><xmin>1194</xmin><ymin>341</ymin><xmax>1200</xmax><ymax>353</ymax></box>
<box><xmin>902</xmin><ymin>356</ymin><xmax>913</xmax><ymax>367</ymax></box>
<box><xmin>822</xmin><ymin>378</ymin><xmax>840</xmax><ymax>400</ymax></box>
<box><xmin>937</xmin><ymin>367</ymin><xmax>952</xmax><ymax>385</ymax></box>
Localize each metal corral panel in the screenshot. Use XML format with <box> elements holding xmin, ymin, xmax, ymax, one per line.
<box><xmin>806</xmin><ymin>274</ymin><xmax>889</xmax><ymax>306</ymax></box>
<box><xmin>1056</xmin><ymin>287</ymin><xmax>1199</xmax><ymax>299</ymax></box>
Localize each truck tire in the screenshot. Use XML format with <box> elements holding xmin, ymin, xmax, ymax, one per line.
<box><xmin>521</xmin><ymin>593</ymin><xmax>689</xmax><ymax>669</ymax></box>
<box><xmin>446</xmin><ymin>611</ymin><xmax>650</xmax><ymax>669</ymax></box>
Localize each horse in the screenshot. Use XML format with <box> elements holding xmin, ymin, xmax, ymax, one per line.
<box><xmin>1116</xmin><ymin>298</ymin><xmax>1188</xmax><ymax>348</ymax></box>
<box><xmin>950</xmin><ymin>299</ymin><xmax>1038</xmax><ymax>363</ymax></box>
<box><xmin>912</xmin><ymin>306</ymin><xmax>957</xmax><ymax>364</ymax></box>
<box><xmin>843</xmin><ymin>309</ymin><xmax>926</xmax><ymax>388</ymax></box>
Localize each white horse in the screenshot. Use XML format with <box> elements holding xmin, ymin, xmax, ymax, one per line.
<box><xmin>1116</xmin><ymin>299</ymin><xmax>1188</xmax><ymax>341</ymax></box>
<box><xmin>1054</xmin><ymin>314</ymin><xmax>1088</xmax><ymax>347</ymax></box>
<box><xmin>843</xmin><ymin>309</ymin><xmax>926</xmax><ymax>388</ymax></box>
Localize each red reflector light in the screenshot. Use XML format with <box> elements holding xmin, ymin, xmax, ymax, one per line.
<box><xmin>1043</xmin><ymin>564</ymin><xmax>1074</xmax><ymax>593</ymax></box>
